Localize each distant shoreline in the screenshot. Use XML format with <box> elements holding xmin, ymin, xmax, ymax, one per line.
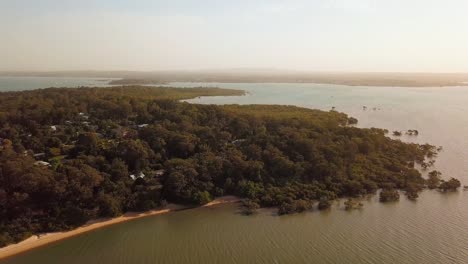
<box><xmin>107</xmin><ymin>78</ymin><xmax>167</xmax><ymax>85</ymax></box>
<box><xmin>107</xmin><ymin>78</ymin><xmax>468</xmax><ymax>88</ymax></box>
<box><xmin>0</xmin><ymin>196</ymin><xmax>240</xmax><ymax>260</ymax></box>
<box><xmin>2</xmin><ymin>72</ymin><xmax>468</xmax><ymax>87</ymax></box>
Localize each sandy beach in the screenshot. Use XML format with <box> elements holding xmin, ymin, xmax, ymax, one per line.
<box><xmin>0</xmin><ymin>196</ymin><xmax>240</xmax><ymax>260</ymax></box>
<box><xmin>202</xmin><ymin>195</ymin><xmax>240</xmax><ymax>207</ymax></box>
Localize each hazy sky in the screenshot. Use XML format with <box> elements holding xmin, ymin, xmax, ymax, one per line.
<box><xmin>1</xmin><ymin>0</ymin><xmax>468</xmax><ymax>72</ymax></box>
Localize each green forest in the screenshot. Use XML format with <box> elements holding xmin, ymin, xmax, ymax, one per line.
<box><xmin>0</xmin><ymin>86</ymin><xmax>458</xmax><ymax>247</ymax></box>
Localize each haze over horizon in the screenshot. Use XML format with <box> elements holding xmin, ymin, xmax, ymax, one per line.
<box><xmin>1</xmin><ymin>0</ymin><xmax>468</xmax><ymax>72</ymax></box>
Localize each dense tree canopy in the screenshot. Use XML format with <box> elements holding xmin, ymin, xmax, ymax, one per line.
<box><xmin>0</xmin><ymin>86</ymin><xmax>452</xmax><ymax>247</ymax></box>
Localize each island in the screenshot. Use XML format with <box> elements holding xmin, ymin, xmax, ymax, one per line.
<box><xmin>0</xmin><ymin>86</ymin><xmax>457</xmax><ymax>251</ymax></box>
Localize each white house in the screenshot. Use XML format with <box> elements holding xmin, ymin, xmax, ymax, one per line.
<box><xmin>34</xmin><ymin>161</ymin><xmax>51</xmax><ymax>167</ymax></box>
<box><xmin>155</xmin><ymin>169</ymin><xmax>165</xmax><ymax>177</ymax></box>
<box><xmin>130</xmin><ymin>172</ymin><xmax>146</xmax><ymax>180</ymax></box>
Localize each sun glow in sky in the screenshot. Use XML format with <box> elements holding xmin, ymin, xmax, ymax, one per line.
<box><xmin>1</xmin><ymin>0</ymin><xmax>468</xmax><ymax>72</ymax></box>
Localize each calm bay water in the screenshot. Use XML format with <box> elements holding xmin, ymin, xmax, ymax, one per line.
<box><xmin>2</xmin><ymin>81</ymin><xmax>468</xmax><ymax>264</ymax></box>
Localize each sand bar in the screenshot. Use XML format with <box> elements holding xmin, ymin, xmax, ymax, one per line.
<box><xmin>0</xmin><ymin>196</ymin><xmax>240</xmax><ymax>260</ymax></box>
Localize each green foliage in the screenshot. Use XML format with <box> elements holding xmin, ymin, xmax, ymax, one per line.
<box><xmin>98</xmin><ymin>193</ymin><xmax>123</xmax><ymax>217</ymax></box>
<box><xmin>379</xmin><ymin>189</ymin><xmax>400</xmax><ymax>203</ymax></box>
<box><xmin>344</xmin><ymin>198</ymin><xmax>363</xmax><ymax>210</ymax></box>
<box><xmin>0</xmin><ymin>86</ymin><xmax>448</xmax><ymax>247</ymax></box>
<box><xmin>241</xmin><ymin>200</ymin><xmax>260</xmax><ymax>215</ymax></box>
<box><xmin>348</xmin><ymin>117</ymin><xmax>358</xmax><ymax>125</ymax></box>
<box><xmin>404</xmin><ymin>182</ymin><xmax>423</xmax><ymax>201</ymax></box>
<box><xmin>406</xmin><ymin>129</ymin><xmax>419</xmax><ymax>136</ymax></box>
<box><xmin>318</xmin><ymin>197</ymin><xmax>332</xmax><ymax>210</ymax></box>
<box><xmin>277</xmin><ymin>199</ymin><xmax>314</xmax><ymax>215</ymax></box>
<box><xmin>427</xmin><ymin>170</ymin><xmax>442</xmax><ymax>189</ymax></box>
<box><xmin>439</xmin><ymin>178</ymin><xmax>461</xmax><ymax>192</ymax></box>
<box><xmin>194</xmin><ymin>191</ymin><xmax>212</xmax><ymax>205</ymax></box>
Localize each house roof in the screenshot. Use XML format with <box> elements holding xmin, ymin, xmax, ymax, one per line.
<box><xmin>34</xmin><ymin>161</ymin><xmax>51</xmax><ymax>166</ymax></box>
<box><xmin>129</xmin><ymin>172</ymin><xmax>146</xmax><ymax>180</ymax></box>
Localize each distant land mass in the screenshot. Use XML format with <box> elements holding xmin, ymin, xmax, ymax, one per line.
<box><xmin>2</xmin><ymin>70</ymin><xmax>468</xmax><ymax>87</ymax></box>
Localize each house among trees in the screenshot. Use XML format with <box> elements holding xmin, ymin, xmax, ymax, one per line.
<box><xmin>34</xmin><ymin>161</ymin><xmax>51</xmax><ymax>167</ymax></box>
<box><xmin>130</xmin><ymin>172</ymin><xmax>146</xmax><ymax>180</ymax></box>
<box><xmin>154</xmin><ymin>169</ymin><xmax>165</xmax><ymax>177</ymax></box>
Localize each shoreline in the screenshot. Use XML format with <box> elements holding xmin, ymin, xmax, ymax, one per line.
<box><xmin>0</xmin><ymin>195</ymin><xmax>240</xmax><ymax>260</ymax></box>
<box><xmin>109</xmin><ymin>79</ymin><xmax>468</xmax><ymax>88</ymax></box>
